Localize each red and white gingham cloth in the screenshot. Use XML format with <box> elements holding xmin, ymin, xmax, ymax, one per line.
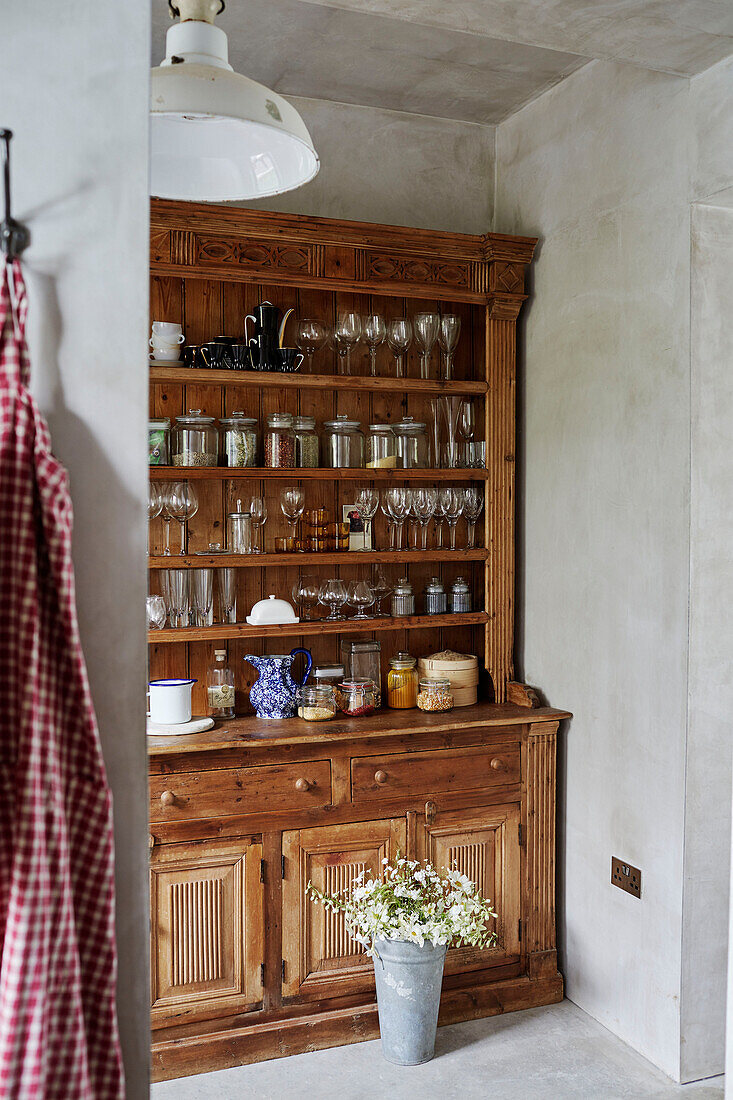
<box><xmin>0</xmin><ymin>260</ymin><xmax>124</xmax><ymax>1098</ymax></box>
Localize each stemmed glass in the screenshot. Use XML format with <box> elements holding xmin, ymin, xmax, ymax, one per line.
<box><xmin>414</xmin><ymin>312</ymin><xmax>440</xmax><ymax>380</ymax></box>
<box><xmin>166</xmin><ymin>482</ymin><xmax>198</xmax><ymax>555</ymax></box>
<box><xmin>443</xmin><ymin>488</ymin><xmax>465</xmax><ymax>550</ymax></box>
<box><xmin>334</xmin><ymin>312</ymin><xmax>362</xmax><ymax>375</ymax></box>
<box><xmin>148</xmin><ymin>483</ymin><xmax>163</xmax><ymax>553</ymax></box>
<box><xmin>463</xmin><ymin>485</ymin><xmax>484</xmax><ymax>548</ymax></box>
<box><xmin>355</xmin><ymin>487</ymin><xmax>380</xmax><ymax>551</ymax></box>
<box><xmin>296</xmin><ymin>318</ymin><xmax>328</xmax><ymax>373</ymax></box>
<box><xmin>412</xmin><ymin>487</ymin><xmax>438</xmax><ymax>549</ymax></box>
<box><xmin>435</xmin><ymin>488</ymin><xmax>450</xmax><ymax>549</ymax></box>
<box><xmin>459</xmin><ymin>400</ymin><xmax>475</xmax><ymax>468</ymax></box>
<box><xmin>386</xmin><ymin>318</ymin><xmax>412</xmax><ymax>378</ymax></box>
<box><xmin>146</xmin><ymin>595</ymin><xmax>166</xmax><ymax>630</ymax></box>
<box><xmin>318</xmin><ymin>578</ymin><xmax>348</xmax><ymax>621</ymax></box>
<box><xmin>347</xmin><ymin>580</ymin><xmax>376</xmax><ymax>619</ymax></box>
<box><xmin>438</xmin><ymin>314</ymin><xmax>461</xmax><ymax>381</ymax></box>
<box><xmin>280</xmin><ymin>487</ymin><xmax>305</xmax><ymax>538</ymax></box>
<box><xmin>382</xmin><ymin>487</ymin><xmax>409</xmax><ymax>550</ymax></box>
<box><xmin>248</xmin><ymin>496</ymin><xmax>267</xmax><ymax>553</ymax></box>
<box><xmin>405</xmin><ymin>489</ymin><xmax>420</xmax><ymax>548</ymax></box>
<box><xmin>371</xmin><ymin>566</ymin><xmax>391</xmax><ymax>616</ymax></box>
<box><xmin>363</xmin><ymin>314</ymin><xmax>386</xmax><ymax>377</ymax></box>
<box><xmin>440</xmin><ymin>395</ymin><xmax>463</xmax><ymax>469</ymax></box>
<box><xmin>292</xmin><ymin>575</ymin><xmax>320</xmax><ymax>621</ymax></box>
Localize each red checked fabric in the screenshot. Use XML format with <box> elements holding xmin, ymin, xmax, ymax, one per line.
<box><xmin>0</xmin><ymin>260</ymin><xmax>124</xmax><ymax>1099</ymax></box>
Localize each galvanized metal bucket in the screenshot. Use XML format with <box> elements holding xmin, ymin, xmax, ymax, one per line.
<box><xmin>372</xmin><ymin>938</ymin><xmax>447</xmax><ymax>1065</ymax></box>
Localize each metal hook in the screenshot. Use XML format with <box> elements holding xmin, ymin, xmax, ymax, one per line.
<box><xmin>0</xmin><ymin>130</ymin><xmax>30</xmax><ymax>262</ymax></box>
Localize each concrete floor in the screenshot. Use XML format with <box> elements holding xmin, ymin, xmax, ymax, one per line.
<box><xmin>151</xmin><ymin>1001</ymin><xmax>725</xmax><ymax>1100</ymax></box>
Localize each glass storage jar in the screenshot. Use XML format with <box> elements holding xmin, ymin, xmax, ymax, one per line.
<box><xmin>294</xmin><ymin>415</ymin><xmax>319</xmax><ymax>468</ymax></box>
<box><xmin>387</xmin><ymin>652</ymin><xmax>418</xmax><ymax>709</ymax></box>
<box><xmin>341</xmin><ymin>639</ymin><xmax>382</xmax><ymax>707</ymax></box>
<box><xmin>416</xmin><ymin>677</ymin><xmax>453</xmax><ymax>713</ymax></box>
<box><xmin>449</xmin><ymin>577</ymin><xmax>472</xmax><ymax>613</ymax></box>
<box><xmin>392</xmin><ymin>417</ymin><xmax>429</xmax><ymax>469</ymax></box>
<box><xmin>336</xmin><ymin>678</ymin><xmax>378</xmax><ymax>717</ymax></box>
<box><xmin>313</xmin><ymin>664</ymin><xmax>345</xmax><ymax>692</ymax></box>
<box><xmin>297</xmin><ymin>684</ymin><xmax>336</xmax><ymax>721</ymax></box>
<box><xmin>227</xmin><ymin>505</ymin><xmax>253</xmax><ymax>554</ymax></box>
<box><xmin>366</xmin><ymin>423</ymin><xmax>398</xmax><ymax>469</ymax></box>
<box><xmin>264</xmin><ymin>412</ymin><xmax>296</xmax><ymax>468</ymax></box>
<box><xmin>172</xmin><ymin>409</ymin><xmax>218</xmax><ymax>467</ymax></box>
<box><xmin>391</xmin><ymin>577</ymin><xmax>415</xmax><ymax>617</ymax></box>
<box><xmin>149</xmin><ymin>417</ymin><xmax>170</xmax><ymax>465</ymax></box>
<box><xmin>323</xmin><ymin>415</ymin><xmax>364</xmax><ymax>468</ymax></box>
<box><xmin>220</xmin><ymin>412</ymin><xmax>258</xmax><ymax>468</ymax></box>
<box><xmin>423</xmin><ymin>577</ymin><xmax>447</xmax><ymax>615</ymax></box>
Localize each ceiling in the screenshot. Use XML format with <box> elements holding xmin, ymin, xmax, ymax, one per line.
<box><xmin>151</xmin><ymin>0</ymin><xmax>733</xmax><ymax>126</ymax></box>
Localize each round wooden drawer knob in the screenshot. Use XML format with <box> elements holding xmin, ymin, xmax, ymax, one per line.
<box><xmin>490</xmin><ymin>758</ymin><xmax>506</xmax><ymax>772</ymax></box>
<box><xmin>160</xmin><ymin>790</ymin><xmax>176</xmax><ymax>807</ymax></box>
<box><xmin>295</xmin><ymin>777</ymin><xmax>311</xmax><ymax>792</ymax></box>
<box><xmin>374</xmin><ymin>770</ymin><xmax>388</xmax><ymax>785</ymax></box>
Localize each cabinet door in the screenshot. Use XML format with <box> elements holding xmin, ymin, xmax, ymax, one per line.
<box><xmin>150</xmin><ymin>837</ymin><xmax>264</xmax><ymax>1025</ymax></box>
<box><xmin>416</xmin><ymin>803</ymin><xmax>521</xmax><ymax>975</ymax></box>
<box><xmin>282</xmin><ymin>817</ymin><xmax>406</xmax><ymax>1000</ymax></box>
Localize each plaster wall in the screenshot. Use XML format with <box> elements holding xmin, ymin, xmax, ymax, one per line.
<box><xmin>0</xmin><ymin>3</ymin><xmax>151</xmax><ymax>1096</ymax></box>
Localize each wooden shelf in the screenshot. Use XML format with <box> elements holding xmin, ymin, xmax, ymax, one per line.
<box><xmin>150</xmin><ymin>466</ymin><xmax>489</xmax><ymax>482</ymax></box>
<box><xmin>149</xmin><ymin>365</ymin><xmax>488</xmax><ymax>396</ymax></box>
<box><xmin>148</xmin><ymin>549</ymin><xmax>489</xmax><ymax>569</ymax></box>
<box><xmin>148</xmin><ymin>611</ymin><xmax>488</xmax><ymax>643</ymax></box>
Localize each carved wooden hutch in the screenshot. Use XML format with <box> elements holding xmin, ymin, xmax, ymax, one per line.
<box><xmin>147</xmin><ymin>199</ymin><xmax>570</xmax><ymax>1081</ymax></box>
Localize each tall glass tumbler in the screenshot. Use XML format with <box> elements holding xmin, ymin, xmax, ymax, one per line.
<box><xmin>192</xmin><ymin>568</ymin><xmax>214</xmax><ymax>627</ymax></box>
<box><xmin>163</xmin><ymin>569</ymin><xmax>190</xmax><ymax>629</ymax></box>
<box><xmin>218</xmin><ymin>568</ymin><xmax>237</xmax><ymax>624</ymax></box>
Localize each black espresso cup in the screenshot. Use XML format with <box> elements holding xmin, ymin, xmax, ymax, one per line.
<box><xmin>277</xmin><ymin>347</ymin><xmax>305</xmax><ymax>373</ymax></box>
<box><xmin>201</xmin><ymin>340</ymin><xmax>228</xmax><ymax>369</ymax></box>
<box><xmin>229</xmin><ymin>343</ymin><xmax>251</xmax><ymax>370</ymax></box>
<box><xmin>183</xmin><ymin>344</ymin><xmax>203</xmax><ymax>369</ymax></box>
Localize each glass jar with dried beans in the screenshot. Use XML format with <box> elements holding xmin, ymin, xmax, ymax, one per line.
<box><xmin>171</xmin><ymin>409</ymin><xmax>219</xmax><ymax>467</ymax></box>
<box><xmin>220</xmin><ymin>412</ymin><xmax>258</xmax><ymax>467</ymax></box>
<box><xmin>293</xmin><ymin>415</ymin><xmax>319</xmax><ymax>468</ymax></box>
<box><xmin>336</xmin><ymin>678</ymin><xmax>378</xmax><ymax>717</ymax></box>
<box><xmin>416</xmin><ymin>677</ymin><xmax>453</xmax><ymax>712</ymax></box>
<box><xmin>264</xmin><ymin>412</ymin><xmax>296</xmax><ymax>469</ymax></box>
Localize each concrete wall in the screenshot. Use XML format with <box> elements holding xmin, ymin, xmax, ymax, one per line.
<box><xmin>1</xmin><ymin>3</ymin><xmax>151</xmax><ymax>1096</ymax></box>
<box><xmin>242</xmin><ymin>96</ymin><xmax>495</xmax><ymax>234</ymax></box>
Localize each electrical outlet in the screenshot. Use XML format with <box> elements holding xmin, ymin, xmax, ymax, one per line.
<box><xmin>611</xmin><ymin>857</ymin><xmax>641</xmax><ymax>898</ymax></box>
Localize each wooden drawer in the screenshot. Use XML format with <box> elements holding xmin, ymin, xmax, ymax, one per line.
<box><xmin>351</xmin><ymin>745</ymin><xmax>520</xmax><ymax>803</ymax></box>
<box><xmin>150</xmin><ymin>761</ymin><xmax>332</xmax><ymax>822</ymax></box>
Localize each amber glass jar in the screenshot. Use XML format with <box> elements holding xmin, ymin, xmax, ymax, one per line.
<box><xmin>386</xmin><ymin>652</ymin><xmax>418</xmax><ymax>709</ymax></box>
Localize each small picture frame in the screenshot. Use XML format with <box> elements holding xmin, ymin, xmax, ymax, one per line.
<box><xmin>343</xmin><ymin>504</ymin><xmax>369</xmax><ymax>551</ymax></box>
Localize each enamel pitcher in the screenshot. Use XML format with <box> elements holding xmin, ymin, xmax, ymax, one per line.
<box><xmin>244</xmin><ymin>648</ymin><xmax>312</xmax><ymax>719</ymax></box>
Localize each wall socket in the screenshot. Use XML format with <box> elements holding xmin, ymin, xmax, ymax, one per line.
<box><xmin>611</xmin><ymin>857</ymin><xmax>641</xmax><ymax>898</ymax></box>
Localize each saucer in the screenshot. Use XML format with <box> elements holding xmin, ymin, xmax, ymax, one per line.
<box><xmin>149</xmin><ymin>356</ymin><xmax>183</xmax><ymax>365</ymax></box>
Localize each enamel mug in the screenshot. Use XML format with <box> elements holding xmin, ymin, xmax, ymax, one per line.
<box><xmin>147</xmin><ymin>678</ymin><xmax>197</xmax><ymax>724</ymax></box>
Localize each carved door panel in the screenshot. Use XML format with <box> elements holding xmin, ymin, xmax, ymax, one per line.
<box><xmin>416</xmin><ymin>804</ymin><xmax>521</xmax><ymax>975</ymax></box>
<box><xmin>281</xmin><ymin>817</ymin><xmax>406</xmax><ymax>1000</ymax></box>
<box><xmin>150</xmin><ymin>837</ymin><xmax>264</xmax><ymax>1025</ymax></box>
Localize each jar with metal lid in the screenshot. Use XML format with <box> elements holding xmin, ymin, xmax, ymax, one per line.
<box><xmin>264</xmin><ymin>412</ymin><xmax>296</xmax><ymax>468</ymax></box>
<box><xmin>336</xmin><ymin>678</ymin><xmax>378</xmax><ymax>717</ymax></box>
<box><xmin>220</xmin><ymin>412</ymin><xmax>258</xmax><ymax>468</ymax></box>
<box><xmin>313</xmin><ymin>664</ymin><xmax>345</xmax><ymax>691</ymax></box>
<box><xmin>417</xmin><ymin>677</ymin><xmax>454</xmax><ymax>712</ymax></box>
<box><xmin>449</xmin><ymin>576</ymin><xmax>472</xmax><ymax>613</ymax></box>
<box><xmin>149</xmin><ymin>418</ymin><xmax>170</xmax><ymax>466</ymax></box>
<box><xmin>172</xmin><ymin>409</ymin><xmax>218</xmax><ymax>467</ymax></box>
<box><xmin>391</xmin><ymin>577</ymin><xmax>414</xmax><ymax>617</ymax></box>
<box><xmin>293</xmin><ymin>415</ymin><xmax>319</xmax><ymax>468</ymax></box>
<box><xmin>227</xmin><ymin>502</ymin><xmax>253</xmax><ymax>554</ymax></box>
<box><xmin>323</xmin><ymin>415</ymin><xmax>364</xmax><ymax>468</ymax></box>
<box><xmin>366</xmin><ymin>424</ymin><xmax>398</xmax><ymax>469</ymax></box>
<box><xmin>392</xmin><ymin>417</ymin><xmax>429</xmax><ymax>469</ymax></box>
<box><xmin>387</xmin><ymin>652</ymin><xmax>418</xmax><ymax>709</ymax></box>
<box><xmin>341</xmin><ymin>639</ymin><xmax>381</xmax><ymax>707</ymax></box>
<box><xmin>297</xmin><ymin>684</ymin><xmax>336</xmax><ymax>721</ymax></box>
<box><xmin>424</xmin><ymin>577</ymin><xmax>447</xmax><ymax>615</ymax></box>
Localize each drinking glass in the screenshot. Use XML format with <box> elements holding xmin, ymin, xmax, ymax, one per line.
<box><xmin>435</xmin><ymin>489</ymin><xmax>450</xmax><ymax>549</ymax></box>
<box><xmin>191</xmin><ymin>568</ymin><xmax>214</xmax><ymax>627</ymax></box>
<box><xmin>334</xmin><ymin>312</ymin><xmax>362</xmax><ymax>376</ymax></box>
<box><xmin>363</xmin><ymin>314</ymin><xmax>386</xmax><ymax>377</ymax></box>
<box><xmin>280</xmin><ymin>486</ymin><xmax>305</xmax><ymax>537</ymax></box>
<box><xmin>443</xmin><ymin>488</ymin><xmax>465</xmax><ymax>550</ymax></box>
<box><xmin>146</xmin><ymin>595</ymin><xmax>166</xmax><ymax>630</ymax></box>
<box><xmin>166</xmin><ymin>482</ymin><xmax>198</xmax><ymax>555</ymax></box>
<box><xmin>386</xmin><ymin>318</ymin><xmax>412</xmax><ymax>378</ymax></box>
<box><xmin>148</xmin><ymin>482</ymin><xmax>163</xmax><ymax>553</ymax></box>
<box><xmin>440</xmin><ymin>395</ymin><xmax>463</xmax><ymax>469</ymax></box>
<box><xmin>292</xmin><ymin>575</ymin><xmax>320</xmax><ymax>621</ymax></box>
<box><xmin>318</xmin><ymin>578</ymin><xmax>348</xmax><ymax>621</ymax></box>
<box><xmin>405</xmin><ymin>489</ymin><xmax>420</xmax><ymax>548</ymax></box>
<box><xmin>347</xmin><ymin>579</ymin><xmax>376</xmax><ymax>619</ymax></box>
<box><xmin>162</xmin><ymin>568</ymin><xmax>190</xmax><ymax>628</ymax></box>
<box><xmin>414</xmin><ymin>312</ymin><xmax>440</xmax><ymax>380</ymax></box>
<box><xmin>459</xmin><ymin>400</ymin><xmax>475</xmax><ymax>468</ymax></box>
<box><xmin>355</xmin><ymin>487</ymin><xmax>379</xmax><ymax>550</ymax></box>
<box><xmin>218</xmin><ymin>568</ymin><xmax>237</xmax><ymax>623</ymax></box>
<box><xmin>438</xmin><ymin>314</ymin><xmax>461</xmax><ymax>381</ymax></box>
<box><xmin>412</xmin><ymin>487</ymin><xmax>438</xmax><ymax>549</ymax></box>
<box><xmin>383</xmin><ymin>487</ymin><xmax>409</xmax><ymax>550</ymax></box>
<box><xmin>371</xmin><ymin>566</ymin><xmax>391</xmax><ymax>616</ymax></box>
<box><xmin>463</xmin><ymin>485</ymin><xmax>484</xmax><ymax>549</ymax></box>
<box><xmin>296</xmin><ymin>318</ymin><xmax>328</xmax><ymax>372</ymax></box>
<box><xmin>248</xmin><ymin>496</ymin><xmax>268</xmax><ymax>553</ymax></box>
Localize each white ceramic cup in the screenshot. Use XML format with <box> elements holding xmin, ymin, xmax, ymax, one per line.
<box><xmin>152</xmin><ymin>321</ymin><xmax>184</xmax><ymax>340</ymax></box>
<box><xmin>149</xmin><ymin>342</ymin><xmax>182</xmax><ymax>361</ymax></box>
<box><xmin>147</xmin><ymin>678</ymin><xmax>196</xmax><ymax>724</ymax></box>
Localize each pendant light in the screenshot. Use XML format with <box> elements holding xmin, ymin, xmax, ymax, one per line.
<box><xmin>150</xmin><ymin>0</ymin><xmax>319</xmax><ymax>201</ymax></box>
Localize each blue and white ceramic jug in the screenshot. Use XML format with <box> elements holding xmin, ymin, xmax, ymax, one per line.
<box><xmin>244</xmin><ymin>648</ymin><xmax>312</xmax><ymax>719</ymax></box>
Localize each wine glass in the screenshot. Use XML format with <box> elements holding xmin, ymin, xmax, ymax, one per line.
<box><xmin>146</xmin><ymin>594</ymin><xmax>166</xmax><ymax>630</ymax></box>
<box><xmin>355</xmin><ymin>487</ymin><xmax>380</xmax><ymax>551</ymax></box>
<box><xmin>412</xmin><ymin>487</ymin><xmax>438</xmax><ymax>550</ymax></box>
<box><xmin>371</xmin><ymin>566</ymin><xmax>391</xmax><ymax>616</ymax></box>
<box><xmin>334</xmin><ymin>312</ymin><xmax>362</xmax><ymax>376</ymax></box>
<box><xmin>382</xmin><ymin>487</ymin><xmax>409</xmax><ymax>550</ymax></box>
<box><xmin>463</xmin><ymin>485</ymin><xmax>484</xmax><ymax>549</ymax></box>
<box><xmin>386</xmin><ymin>318</ymin><xmax>412</xmax><ymax>378</ymax></box>
<box><xmin>148</xmin><ymin>482</ymin><xmax>163</xmax><ymax>553</ymax></box>
<box><xmin>363</xmin><ymin>314</ymin><xmax>386</xmax><ymax>377</ymax></box>
<box><xmin>347</xmin><ymin>579</ymin><xmax>376</xmax><ymax>619</ymax></box>
<box><xmin>405</xmin><ymin>489</ymin><xmax>420</xmax><ymax>549</ymax></box>
<box><xmin>440</xmin><ymin>395</ymin><xmax>464</xmax><ymax>469</ymax></box>
<box><xmin>166</xmin><ymin>482</ymin><xmax>198</xmax><ymax>555</ymax></box>
<box><xmin>459</xmin><ymin>400</ymin><xmax>475</xmax><ymax>468</ymax></box>
<box><xmin>438</xmin><ymin>314</ymin><xmax>461</xmax><ymax>381</ymax></box>
<box><xmin>443</xmin><ymin>488</ymin><xmax>465</xmax><ymax>550</ymax></box>
<box><xmin>413</xmin><ymin>312</ymin><xmax>440</xmax><ymax>380</ymax></box>
<box><xmin>435</xmin><ymin>488</ymin><xmax>450</xmax><ymax>549</ymax></box>
<box><xmin>280</xmin><ymin>486</ymin><xmax>305</xmax><ymax>538</ymax></box>
<box><xmin>296</xmin><ymin>318</ymin><xmax>328</xmax><ymax>373</ymax></box>
<box><xmin>318</xmin><ymin>578</ymin><xmax>348</xmax><ymax>621</ymax></box>
<box><xmin>248</xmin><ymin>496</ymin><xmax>268</xmax><ymax>553</ymax></box>
<box><xmin>292</xmin><ymin>575</ymin><xmax>320</xmax><ymax>621</ymax></box>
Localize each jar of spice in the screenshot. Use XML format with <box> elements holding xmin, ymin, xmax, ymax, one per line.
<box><xmin>323</xmin><ymin>415</ymin><xmax>364</xmax><ymax>468</ymax></box>
<box><xmin>390</xmin><ymin>577</ymin><xmax>415</xmax><ymax>617</ymax></box>
<box><xmin>264</xmin><ymin>412</ymin><xmax>296</xmax><ymax>468</ymax></box>
<box><xmin>149</xmin><ymin>417</ymin><xmax>170</xmax><ymax>465</ymax></box>
<box><xmin>172</xmin><ymin>409</ymin><xmax>219</xmax><ymax>467</ymax></box>
<box><xmin>450</xmin><ymin>577</ymin><xmax>472</xmax><ymax>613</ymax></box>
<box><xmin>297</xmin><ymin>684</ymin><xmax>336</xmax><ymax>721</ymax></box>
<box><xmin>423</xmin><ymin>577</ymin><xmax>447</xmax><ymax>615</ymax></box>
<box><xmin>416</xmin><ymin>677</ymin><xmax>454</xmax><ymax>712</ymax></box>
<box><xmin>336</xmin><ymin>678</ymin><xmax>378</xmax><ymax>717</ymax></box>
<box><xmin>392</xmin><ymin>417</ymin><xmax>429</xmax><ymax>469</ymax></box>
<box><xmin>387</xmin><ymin>652</ymin><xmax>418</xmax><ymax>709</ymax></box>
<box><xmin>220</xmin><ymin>412</ymin><xmax>258</xmax><ymax>467</ymax></box>
<box><xmin>293</xmin><ymin>415</ymin><xmax>319</xmax><ymax>468</ymax></box>
<box><xmin>366</xmin><ymin>424</ymin><xmax>398</xmax><ymax>469</ymax></box>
